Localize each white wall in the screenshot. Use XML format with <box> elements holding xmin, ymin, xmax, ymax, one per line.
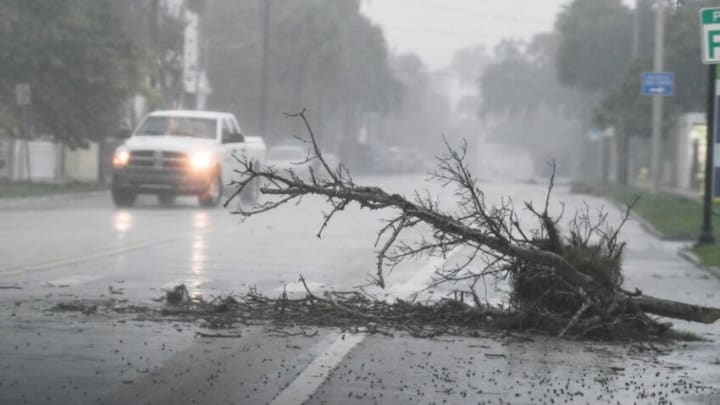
<box><xmin>673</xmin><ymin>113</ymin><xmax>705</xmax><ymax>191</ymax></box>
<box><xmin>64</xmin><ymin>143</ymin><xmax>99</xmax><ymax>182</ymax></box>
<box><xmin>5</xmin><ymin>139</ymin><xmax>99</xmax><ymax>183</ymax></box>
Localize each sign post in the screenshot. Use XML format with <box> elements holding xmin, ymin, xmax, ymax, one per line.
<box><xmin>698</xmin><ymin>8</ymin><xmax>720</xmax><ymax>245</ymax></box>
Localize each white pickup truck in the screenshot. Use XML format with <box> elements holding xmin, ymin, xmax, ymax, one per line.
<box><xmin>111</xmin><ymin>110</ymin><xmax>266</xmax><ymax>207</ymax></box>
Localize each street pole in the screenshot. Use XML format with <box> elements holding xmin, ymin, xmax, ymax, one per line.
<box><xmin>151</xmin><ymin>0</ymin><xmax>159</xmax><ymax>52</ymax></box>
<box><xmin>616</xmin><ymin>0</ymin><xmax>640</xmax><ymax>186</ymax></box>
<box><xmin>632</xmin><ymin>0</ymin><xmax>640</xmax><ymax>60</ymax></box>
<box><xmin>650</xmin><ymin>0</ymin><xmax>665</xmax><ymax>194</ymax></box>
<box><xmin>259</xmin><ymin>0</ymin><xmax>271</xmax><ymax>137</ymax></box>
<box><xmin>699</xmin><ymin>65</ymin><xmax>717</xmax><ymax>245</ymax></box>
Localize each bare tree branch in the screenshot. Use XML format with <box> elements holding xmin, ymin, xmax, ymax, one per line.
<box><xmin>222</xmin><ymin>109</ymin><xmax>720</xmax><ymax>340</ymax></box>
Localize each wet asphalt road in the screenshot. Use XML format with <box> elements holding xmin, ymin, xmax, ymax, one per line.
<box><xmin>1</xmin><ymin>174</ymin><xmax>720</xmax><ymax>404</ymax></box>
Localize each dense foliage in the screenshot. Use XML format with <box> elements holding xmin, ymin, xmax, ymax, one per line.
<box><xmin>0</xmin><ymin>0</ymin><xmax>195</xmax><ymax>146</ymax></box>
<box><xmin>0</xmin><ymin>1</ymin><xmax>140</xmax><ymax>146</ymax></box>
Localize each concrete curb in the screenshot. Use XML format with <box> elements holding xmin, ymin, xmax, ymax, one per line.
<box><xmin>607</xmin><ymin>200</ymin><xmax>664</xmax><ymax>239</ymax></box>
<box><xmin>677</xmin><ymin>248</ymin><xmax>720</xmax><ymax>280</ymax></box>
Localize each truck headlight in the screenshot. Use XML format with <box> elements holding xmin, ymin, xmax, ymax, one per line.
<box><xmin>112</xmin><ymin>149</ymin><xmax>130</xmax><ymax>168</ymax></box>
<box><xmin>190</xmin><ymin>152</ymin><xmax>212</xmax><ymax>171</ymax></box>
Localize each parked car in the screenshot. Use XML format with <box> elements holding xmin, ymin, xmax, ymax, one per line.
<box><xmin>312</xmin><ymin>151</ymin><xmax>342</xmax><ymax>180</ymax></box>
<box><xmin>267</xmin><ymin>144</ymin><xmax>311</xmax><ymax>176</ymax></box>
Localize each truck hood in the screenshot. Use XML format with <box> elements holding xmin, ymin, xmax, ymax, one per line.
<box><xmin>122</xmin><ymin>136</ymin><xmax>218</xmax><ymax>153</ymax></box>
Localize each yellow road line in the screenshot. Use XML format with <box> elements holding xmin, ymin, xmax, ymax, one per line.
<box><xmin>0</xmin><ymin>237</ymin><xmax>180</xmax><ymax>279</ymax></box>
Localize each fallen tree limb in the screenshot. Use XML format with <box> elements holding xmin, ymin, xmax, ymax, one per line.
<box><xmin>223</xmin><ymin>109</ymin><xmax>720</xmax><ymax>340</ymax></box>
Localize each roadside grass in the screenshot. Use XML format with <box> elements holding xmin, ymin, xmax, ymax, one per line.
<box><xmin>603</xmin><ymin>185</ymin><xmax>720</xmax><ymax>267</ymax></box>
<box><xmin>607</xmin><ymin>186</ymin><xmax>704</xmax><ymax>240</ymax></box>
<box><xmin>692</xmin><ymin>244</ymin><xmax>720</xmax><ymax>268</ymax></box>
<box><xmin>0</xmin><ymin>182</ymin><xmax>106</xmax><ymax>199</ymax></box>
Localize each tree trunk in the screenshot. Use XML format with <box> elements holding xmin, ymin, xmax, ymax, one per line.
<box><xmin>634</xmin><ymin>295</ymin><xmax>720</xmax><ymax>324</ymax></box>
<box><xmin>616</xmin><ymin>116</ymin><xmax>629</xmax><ymax>186</ymax></box>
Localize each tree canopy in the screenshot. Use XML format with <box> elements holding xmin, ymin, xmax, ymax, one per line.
<box><xmin>205</xmin><ymin>0</ymin><xmax>402</xmax><ymax>155</ymax></box>
<box><xmin>559</xmin><ymin>0</ymin><xmax>714</xmax><ymax>135</ymax></box>
<box><xmin>477</xmin><ymin>34</ymin><xmax>594</xmax><ymax>175</ymax></box>
<box><xmin>0</xmin><ymin>1</ymin><xmax>148</xmax><ymax>146</ymax></box>
<box><xmin>555</xmin><ymin>0</ymin><xmax>634</xmax><ymax>92</ymax></box>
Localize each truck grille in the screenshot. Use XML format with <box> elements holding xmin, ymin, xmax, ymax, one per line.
<box><xmin>129</xmin><ymin>150</ymin><xmax>188</xmax><ymax>170</ymax></box>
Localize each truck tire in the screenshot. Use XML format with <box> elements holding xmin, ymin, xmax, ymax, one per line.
<box><xmin>198</xmin><ymin>174</ymin><xmax>223</xmax><ymax>208</ymax></box>
<box><xmin>157</xmin><ymin>192</ymin><xmax>176</xmax><ymax>206</ymax></box>
<box><xmin>112</xmin><ymin>185</ymin><xmax>136</xmax><ymax>207</ymax></box>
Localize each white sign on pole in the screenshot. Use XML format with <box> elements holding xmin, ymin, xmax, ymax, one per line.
<box><xmin>15</xmin><ymin>83</ymin><xmax>31</xmax><ymax>106</ymax></box>
<box><xmin>701</xmin><ymin>8</ymin><xmax>720</xmax><ymax>64</ymax></box>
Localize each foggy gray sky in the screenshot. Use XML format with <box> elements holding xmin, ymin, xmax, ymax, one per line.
<box><xmin>361</xmin><ymin>0</ymin><xmax>635</xmax><ymax>70</ymax></box>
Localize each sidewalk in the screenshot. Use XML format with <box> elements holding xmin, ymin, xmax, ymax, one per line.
<box><xmin>0</xmin><ymin>188</ymin><xmax>107</xmax><ymax>209</ymax></box>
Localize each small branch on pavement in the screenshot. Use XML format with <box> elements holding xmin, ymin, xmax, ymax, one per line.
<box><xmin>195</xmin><ymin>332</ymin><xmax>244</xmax><ymax>338</ymax></box>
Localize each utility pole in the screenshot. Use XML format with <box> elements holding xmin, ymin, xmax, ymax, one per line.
<box><xmin>632</xmin><ymin>0</ymin><xmax>640</xmax><ymax>60</ymax></box>
<box><xmin>150</xmin><ymin>0</ymin><xmax>160</xmax><ymax>93</ymax></box>
<box><xmin>650</xmin><ymin>0</ymin><xmax>665</xmax><ymax>193</ymax></box>
<box><xmin>616</xmin><ymin>0</ymin><xmax>641</xmax><ymax>186</ymax></box>
<box><xmin>259</xmin><ymin>0</ymin><xmax>271</xmax><ymax>137</ymax></box>
<box><xmin>193</xmin><ymin>7</ymin><xmax>207</xmax><ymax>110</ymax></box>
<box><xmin>151</xmin><ymin>0</ymin><xmax>159</xmax><ymax>53</ymax></box>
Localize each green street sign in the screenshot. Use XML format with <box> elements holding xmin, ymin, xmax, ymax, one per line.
<box><xmin>701</xmin><ymin>8</ymin><xmax>720</xmax><ymax>64</ymax></box>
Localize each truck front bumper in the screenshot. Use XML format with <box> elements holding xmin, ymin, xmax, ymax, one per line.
<box><xmin>112</xmin><ymin>167</ymin><xmax>215</xmax><ymax>195</ymax></box>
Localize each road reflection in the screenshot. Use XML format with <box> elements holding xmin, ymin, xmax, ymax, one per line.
<box><xmin>113</xmin><ymin>210</ymin><xmax>133</xmax><ymax>237</ymax></box>
<box><xmin>189</xmin><ymin>211</ymin><xmax>210</xmax><ymax>294</ymax></box>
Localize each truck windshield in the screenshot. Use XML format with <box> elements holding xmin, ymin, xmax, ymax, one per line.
<box><xmin>135</xmin><ymin>116</ymin><xmax>217</xmax><ymax>139</ymax></box>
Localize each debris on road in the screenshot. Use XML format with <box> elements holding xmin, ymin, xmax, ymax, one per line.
<box><xmin>223</xmin><ymin>110</ymin><xmax>720</xmax><ymax>341</ymax></box>
<box><xmin>165</xmin><ymin>284</ymin><xmax>190</xmax><ymax>305</ymax></box>
<box><xmin>108</xmin><ymin>285</ymin><xmax>124</xmax><ymax>295</ymax></box>
<box><xmin>195</xmin><ymin>332</ymin><xmax>243</xmax><ymax>338</ymax></box>
<box><xmin>53</xmin><ymin>302</ymin><xmax>98</xmax><ymax>315</ymax></box>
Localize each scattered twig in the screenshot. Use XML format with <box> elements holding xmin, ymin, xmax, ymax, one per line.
<box><xmin>195</xmin><ymin>332</ymin><xmax>244</xmax><ymax>338</ymax></box>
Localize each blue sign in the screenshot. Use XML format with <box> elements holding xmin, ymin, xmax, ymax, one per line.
<box><xmin>641</xmin><ymin>72</ymin><xmax>674</xmax><ymax>96</ymax></box>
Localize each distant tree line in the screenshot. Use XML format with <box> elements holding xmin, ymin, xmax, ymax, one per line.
<box><xmin>477</xmin><ymin>0</ymin><xmax>715</xmax><ymax>183</ymax></box>
<box><xmin>205</xmin><ymin>0</ymin><xmax>397</xmax><ymax>156</ymax></box>
<box><xmin>205</xmin><ymin>0</ymin><xmax>452</xmax><ymax>163</ymax></box>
